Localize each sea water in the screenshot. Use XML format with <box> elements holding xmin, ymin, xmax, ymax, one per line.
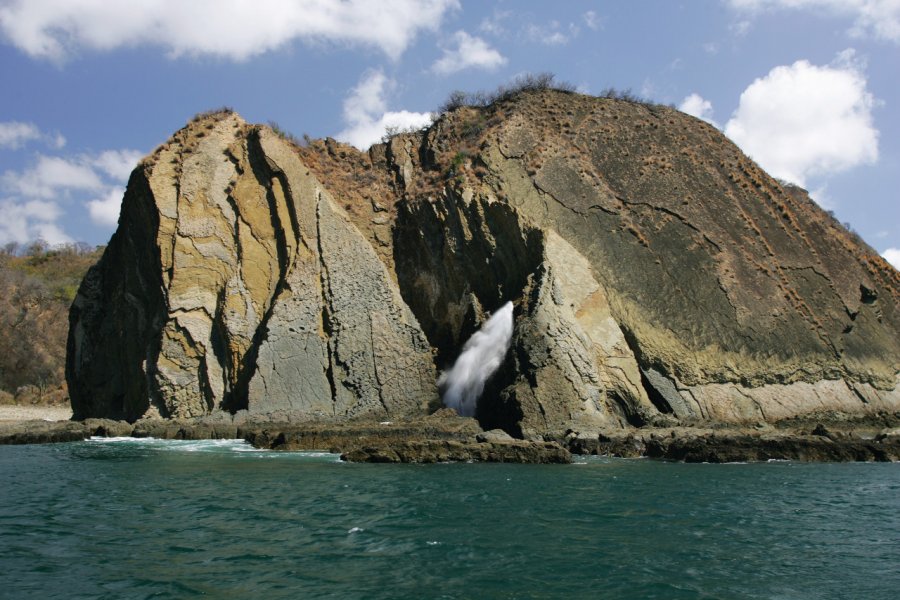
<box><xmin>1</xmin><ymin>439</ymin><xmax>898</xmax><ymax>599</ymax></box>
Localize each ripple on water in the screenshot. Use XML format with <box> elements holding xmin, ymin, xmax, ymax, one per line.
<box><xmin>0</xmin><ymin>442</ymin><xmax>898</xmax><ymax>599</ymax></box>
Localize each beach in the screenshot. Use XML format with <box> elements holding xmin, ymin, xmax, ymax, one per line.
<box><xmin>0</xmin><ymin>405</ymin><xmax>73</xmax><ymax>423</ymax></box>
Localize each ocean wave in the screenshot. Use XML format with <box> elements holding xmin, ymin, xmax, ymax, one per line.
<box><xmin>86</xmin><ymin>437</ymin><xmax>341</xmax><ymax>460</ymax></box>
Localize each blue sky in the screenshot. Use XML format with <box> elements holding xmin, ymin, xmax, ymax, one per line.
<box><xmin>0</xmin><ymin>0</ymin><xmax>898</xmax><ymax>267</ymax></box>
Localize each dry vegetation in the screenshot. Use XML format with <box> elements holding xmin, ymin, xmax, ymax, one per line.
<box><xmin>0</xmin><ymin>242</ymin><xmax>103</xmax><ymax>406</ymax></box>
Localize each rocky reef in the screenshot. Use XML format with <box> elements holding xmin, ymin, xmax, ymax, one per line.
<box><xmin>67</xmin><ymin>89</ymin><xmax>900</xmax><ymax>444</ymax></box>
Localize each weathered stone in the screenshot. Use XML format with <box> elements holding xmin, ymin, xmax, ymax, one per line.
<box><xmin>341</xmin><ymin>440</ymin><xmax>571</xmax><ymax>464</ymax></box>
<box><xmin>82</xmin><ymin>419</ymin><xmax>134</xmax><ymax>438</ymax></box>
<box><xmin>476</xmin><ymin>428</ymin><xmax>514</xmax><ymax>443</ymax></box>
<box><xmin>66</xmin><ymin>91</ymin><xmax>899</xmax><ymax>443</ymax></box>
<box><xmin>0</xmin><ymin>420</ymin><xmax>85</xmax><ymax>445</ymax></box>
<box><xmin>69</xmin><ymin>112</ymin><xmax>437</xmax><ymax>423</ymax></box>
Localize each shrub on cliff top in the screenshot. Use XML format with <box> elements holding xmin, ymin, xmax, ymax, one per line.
<box><xmin>438</xmin><ymin>72</ymin><xmax>576</xmax><ymax>114</ymax></box>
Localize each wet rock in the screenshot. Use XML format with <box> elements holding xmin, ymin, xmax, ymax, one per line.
<box><xmin>82</xmin><ymin>419</ymin><xmax>134</xmax><ymax>438</ymax></box>
<box><xmin>0</xmin><ymin>420</ymin><xmax>85</xmax><ymax>445</ymax></box>
<box><xmin>341</xmin><ymin>440</ymin><xmax>571</xmax><ymax>464</ymax></box>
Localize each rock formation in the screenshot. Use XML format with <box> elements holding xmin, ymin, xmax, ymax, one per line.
<box><xmin>67</xmin><ymin>90</ymin><xmax>900</xmax><ymax>438</ymax></box>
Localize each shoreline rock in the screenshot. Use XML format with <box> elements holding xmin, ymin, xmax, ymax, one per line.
<box><xmin>2</xmin><ymin>412</ymin><xmax>900</xmax><ymax>463</ymax></box>
<box><xmin>341</xmin><ymin>440</ymin><xmax>571</xmax><ymax>464</ymax></box>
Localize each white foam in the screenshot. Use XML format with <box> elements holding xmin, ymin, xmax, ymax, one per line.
<box><xmin>88</xmin><ymin>437</ymin><xmax>253</xmax><ymax>453</ymax></box>
<box><xmin>87</xmin><ymin>436</ymin><xmax>343</xmax><ymax>460</ymax></box>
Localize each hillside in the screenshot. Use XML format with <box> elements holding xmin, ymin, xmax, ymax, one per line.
<box><xmin>66</xmin><ymin>88</ymin><xmax>900</xmax><ymax>436</ymax></box>
<box><xmin>0</xmin><ymin>243</ymin><xmax>102</xmax><ymax>405</ymax></box>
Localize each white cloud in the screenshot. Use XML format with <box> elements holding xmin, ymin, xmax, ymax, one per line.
<box><xmin>91</xmin><ymin>150</ymin><xmax>142</xmax><ymax>181</ymax></box>
<box><xmin>431</xmin><ymin>30</ymin><xmax>507</xmax><ymax>75</ymax></box>
<box><xmin>87</xmin><ymin>186</ymin><xmax>125</xmax><ymax>226</ymax></box>
<box><xmin>2</xmin><ymin>155</ymin><xmax>105</xmax><ymax>199</ymax></box>
<box><xmin>727</xmin><ymin>0</ymin><xmax>900</xmax><ymax>43</ymax></box>
<box><xmin>524</xmin><ymin>21</ymin><xmax>579</xmax><ymax>45</ymax></box>
<box><xmin>883</xmin><ymin>248</ymin><xmax>900</xmax><ymax>269</ymax></box>
<box><xmin>679</xmin><ymin>93</ymin><xmax>719</xmax><ymax>127</ymax></box>
<box><xmin>0</xmin><ymin>120</ymin><xmax>65</xmax><ymax>149</ymax></box>
<box><xmin>31</xmin><ymin>221</ymin><xmax>72</xmax><ymax>246</ymax></box>
<box><xmin>0</xmin><ymin>121</ymin><xmax>40</xmax><ymax>148</ymax></box>
<box><xmin>724</xmin><ymin>51</ymin><xmax>878</xmax><ymax>187</ymax></box>
<box><xmin>336</xmin><ymin>70</ymin><xmax>433</xmax><ymax>150</ymax></box>
<box><xmin>0</xmin><ymin>199</ymin><xmax>70</xmax><ymax>245</ymax></box>
<box><xmin>479</xmin><ymin>10</ymin><xmax>512</xmax><ymax>36</ymax></box>
<box><xmin>0</xmin><ymin>0</ymin><xmax>459</xmax><ymax>62</ymax></box>
<box><xmin>0</xmin><ymin>145</ymin><xmax>141</xmax><ymax>244</ymax></box>
<box><xmin>808</xmin><ymin>185</ymin><xmax>836</xmax><ymax>209</ymax></box>
<box><xmin>583</xmin><ymin>11</ymin><xmax>602</xmax><ymax>30</ymax></box>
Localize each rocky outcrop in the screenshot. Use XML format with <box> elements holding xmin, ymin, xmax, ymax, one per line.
<box><xmin>68</xmin><ymin>111</ymin><xmax>436</xmax><ymax>422</ymax></box>
<box><xmin>67</xmin><ymin>91</ymin><xmax>900</xmax><ymax>440</ymax></box>
<box><xmin>340</xmin><ymin>439</ymin><xmax>571</xmax><ymax>464</ymax></box>
<box><xmin>6</xmin><ymin>413</ymin><xmax>900</xmax><ymax>464</ymax></box>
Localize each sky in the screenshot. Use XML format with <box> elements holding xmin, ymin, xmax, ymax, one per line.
<box><xmin>0</xmin><ymin>0</ymin><xmax>898</xmax><ymax>268</ymax></box>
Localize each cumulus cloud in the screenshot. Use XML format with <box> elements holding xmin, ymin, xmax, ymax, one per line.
<box><xmin>336</xmin><ymin>70</ymin><xmax>433</xmax><ymax>150</ymax></box>
<box><xmin>883</xmin><ymin>248</ymin><xmax>900</xmax><ymax>269</ymax></box>
<box><xmin>0</xmin><ymin>145</ymin><xmax>140</xmax><ymax>244</ymax></box>
<box><xmin>0</xmin><ymin>121</ymin><xmax>40</xmax><ymax>149</ymax></box>
<box><xmin>724</xmin><ymin>51</ymin><xmax>878</xmax><ymax>187</ymax></box>
<box><xmin>0</xmin><ymin>199</ymin><xmax>70</xmax><ymax>245</ymax></box>
<box><xmin>86</xmin><ymin>186</ymin><xmax>125</xmax><ymax>226</ymax></box>
<box><xmin>679</xmin><ymin>93</ymin><xmax>719</xmax><ymax>126</ymax></box>
<box><xmin>0</xmin><ymin>0</ymin><xmax>458</xmax><ymax>62</ymax></box>
<box><xmin>2</xmin><ymin>155</ymin><xmax>105</xmax><ymax>200</ymax></box>
<box><xmin>0</xmin><ymin>120</ymin><xmax>65</xmax><ymax>149</ymax></box>
<box><xmin>727</xmin><ymin>0</ymin><xmax>900</xmax><ymax>43</ymax></box>
<box><xmin>431</xmin><ymin>30</ymin><xmax>507</xmax><ymax>75</ymax></box>
<box><xmin>91</xmin><ymin>149</ymin><xmax>144</xmax><ymax>181</ymax></box>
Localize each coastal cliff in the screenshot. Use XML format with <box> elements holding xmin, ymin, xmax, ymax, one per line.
<box><xmin>66</xmin><ymin>89</ymin><xmax>900</xmax><ymax>438</ymax></box>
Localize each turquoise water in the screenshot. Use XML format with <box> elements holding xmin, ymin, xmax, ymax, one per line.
<box><xmin>1</xmin><ymin>439</ymin><xmax>898</xmax><ymax>599</ymax></box>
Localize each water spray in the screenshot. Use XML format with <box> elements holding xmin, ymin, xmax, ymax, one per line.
<box><xmin>438</xmin><ymin>301</ymin><xmax>514</xmax><ymax>417</ymax></box>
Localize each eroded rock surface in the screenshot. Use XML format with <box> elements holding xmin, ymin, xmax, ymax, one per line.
<box><xmin>68</xmin><ymin>91</ymin><xmax>900</xmax><ymax>439</ymax></box>
<box><xmin>68</xmin><ymin>112</ymin><xmax>436</xmax><ymax>422</ymax></box>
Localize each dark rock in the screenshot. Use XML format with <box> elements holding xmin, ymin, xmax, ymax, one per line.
<box><xmin>82</xmin><ymin>418</ymin><xmax>133</xmax><ymax>438</ymax></box>
<box><xmin>0</xmin><ymin>420</ymin><xmax>85</xmax><ymax>445</ymax></box>
<box><xmin>341</xmin><ymin>440</ymin><xmax>571</xmax><ymax>464</ymax></box>
<box><xmin>476</xmin><ymin>429</ymin><xmax>515</xmax><ymax>443</ymax></box>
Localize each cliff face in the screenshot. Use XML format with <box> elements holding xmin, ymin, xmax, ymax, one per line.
<box><xmin>67</xmin><ymin>112</ymin><xmax>436</xmax><ymax>422</ymax></box>
<box><xmin>67</xmin><ymin>91</ymin><xmax>900</xmax><ymax>434</ymax></box>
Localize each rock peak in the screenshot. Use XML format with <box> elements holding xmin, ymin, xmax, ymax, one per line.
<box><xmin>67</xmin><ymin>90</ymin><xmax>899</xmax><ymax>435</ymax></box>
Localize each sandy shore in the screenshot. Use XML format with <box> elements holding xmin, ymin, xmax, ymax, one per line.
<box><xmin>0</xmin><ymin>405</ymin><xmax>73</xmax><ymax>423</ymax></box>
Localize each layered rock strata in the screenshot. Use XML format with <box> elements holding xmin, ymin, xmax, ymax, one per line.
<box><xmin>68</xmin><ymin>91</ymin><xmax>900</xmax><ymax>439</ymax></box>
<box><xmin>68</xmin><ymin>113</ymin><xmax>435</xmax><ymax>422</ymax></box>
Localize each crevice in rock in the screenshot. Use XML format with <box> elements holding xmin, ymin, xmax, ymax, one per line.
<box><xmin>638</xmin><ymin>368</ymin><xmax>675</xmax><ymax>416</ymax></box>
<box><xmin>219</xmin><ymin>131</ymin><xmax>297</xmax><ymax>413</ymax></box>
<box><xmin>393</xmin><ymin>191</ymin><xmax>543</xmax><ymax>365</ymax></box>
<box><xmin>393</xmin><ymin>191</ymin><xmax>545</xmax><ymax>435</ymax></box>
<box><xmin>615</xmin><ymin>324</ymin><xmax>662</xmax><ymax>426</ymax></box>
<box><xmin>212</xmin><ymin>288</ymin><xmax>237</xmax><ymax>413</ymax></box>
<box><xmin>476</xmin><ymin>339</ymin><xmax>525</xmax><ymax>437</ymax></box>
<box><xmin>315</xmin><ymin>192</ymin><xmax>339</xmax><ymax>416</ymax></box>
